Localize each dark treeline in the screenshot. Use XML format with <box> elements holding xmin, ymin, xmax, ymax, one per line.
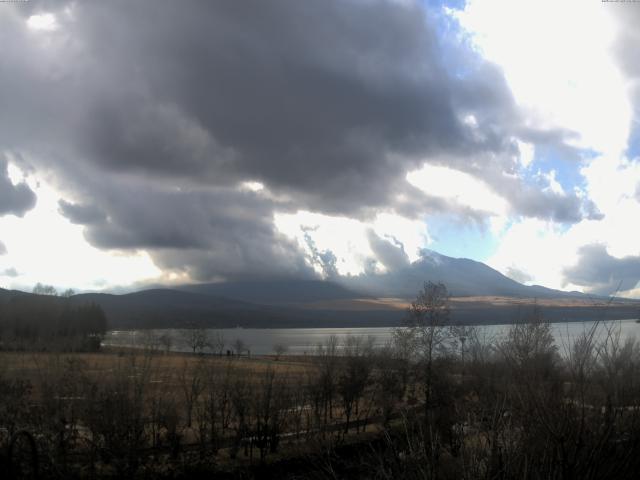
<box><xmin>0</xmin><ymin>293</ymin><xmax>107</xmax><ymax>351</ymax></box>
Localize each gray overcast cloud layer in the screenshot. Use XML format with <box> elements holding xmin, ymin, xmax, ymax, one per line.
<box><xmin>0</xmin><ymin>0</ymin><xmax>611</xmax><ymax>283</ymax></box>
<box><xmin>564</xmin><ymin>244</ymin><xmax>640</xmax><ymax>296</ymax></box>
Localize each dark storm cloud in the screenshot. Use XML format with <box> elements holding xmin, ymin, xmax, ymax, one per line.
<box><xmin>367</xmin><ymin>230</ymin><xmax>410</xmax><ymax>271</ymax></box>
<box><xmin>563</xmin><ymin>244</ymin><xmax>640</xmax><ymax>296</ymax></box>
<box><xmin>59</xmin><ymin>177</ymin><xmax>313</xmax><ymax>280</ymax></box>
<box><xmin>394</xmin><ymin>182</ymin><xmax>491</xmax><ymax>225</ymax></box>
<box><xmin>508</xmin><ymin>187</ymin><xmax>603</xmax><ymax>223</ymax></box>
<box><xmin>64</xmin><ymin>0</ymin><xmax>482</xmax><ymax>214</ymax></box>
<box><xmin>0</xmin><ymin>0</ymin><xmax>597</xmax><ymax>281</ymax></box>
<box><xmin>0</xmin><ymin>156</ymin><xmax>36</xmax><ymax>217</ymax></box>
<box><xmin>58</xmin><ymin>200</ymin><xmax>106</xmax><ymax>225</ymax></box>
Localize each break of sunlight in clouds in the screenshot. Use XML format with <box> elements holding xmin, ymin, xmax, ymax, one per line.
<box><xmin>517</xmin><ymin>141</ymin><xmax>535</xmax><ymax>168</ymax></box>
<box><xmin>489</xmin><ymin>155</ymin><xmax>640</xmax><ymax>296</ymax></box>
<box><xmin>372</xmin><ymin>213</ymin><xmax>429</xmax><ymax>264</ymax></box>
<box><xmin>455</xmin><ymin>0</ymin><xmax>640</xmax><ymax>295</ymax></box>
<box><xmin>407</xmin><ymin>164</ymin><xmax>508</xmax><ymax>216</ymax></box>
<box><xmin>581</xmin><ymin>155</ymin><xmax>640</xmax><ymax>224</ymax></box>
<box><xmin>274</xmin><ymin>211</ymin><xmax>429</xmax><ymax>276</ymax></box>
<box><xmin>239</xmin><ymin>181</ymin><xmax>265</xmax><ymax>193</ymax></box>
<box><xmin>0</xmin><ymin>166</ymin><xmax>161</xmax><ymax>291</ymax></box>
<box><xmin>542</xmin><ymin>170</ymin><xmax>564</xmax><ymax>195</ymax></box>
<box><xmin>275</xmin><ymin>212</ymin><xmax>374</xmax><ymax>277</ymax></box>
<box><xmin>27</xmin><ymin>13</ymin><xmax>59</xmax><ymax>32</ymax></box>
<box><xmin>455</xmin><ymin>0</ymin><xmax>631</xmax><ymax>156</ymax></box>
<box><xmin>3</xmin><ymin>0</ymin><xmax>638</xmax><ymax>295</ymax></box>
<box><xmin>6</xmin><ymin>162</ymin><xmax>24</xmax><ymax>185</ymax></box>
<box><xmin>577</xmin><ymin>155</ymin><xmax>640</xmax><ymax>260</ymax></box>
<box><xmin>487</xmin><ymin>219</ymin><xmax>579</xmax><ymax>291</ymax></box>
<box><xmin>488</xmin><ymin>213</ymin><xmax>640</xmax><ymax>297</ymax></box>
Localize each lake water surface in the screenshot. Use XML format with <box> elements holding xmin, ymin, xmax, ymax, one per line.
<box><xmin>104</xmin><ymin>318</ymin><xmax>640</xmax><ymax>356</ymax></box>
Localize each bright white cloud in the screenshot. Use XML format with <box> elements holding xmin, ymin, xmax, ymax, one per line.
<box><xmin>577</xmin><ymin>155</ymin><xmax>640</xmax><ymax>259</ymax></box>
<box><xmin>517</xmin><ymin>140</ymin><xmax>535</xmax><ymax>168</ymax></box>
<box><xmin>581</xmin><ymin>155</ymin><xmax>640</xmax><ymax>216</ymax></box>
<box><xmin>489</xmin><ymin>153</ymin><xmax>640</xmax><ymax>295</ymax></box>
<box><xmin>487</xmin><ymin>219</ymin><xmax>578</xmax><ymax>290</ymax></box>
<box><xmin>275</xmin><ymin>211</ymin><xmax>374</xmax><ymax>276</ymax></box>
<box><xmin>0</xmin><ymin>165</ymin><xmax>161</xmax><ymax>291</ymax></box>
<box><xmin>372</xmin><ymin>213</ymin><xmax>428</xmax><ymax>264</ymax></box>
<box><xmin>454</xmin><ymin>0</ymin><xmax>632</xmax><ymax>156</ymax></box>
<box><xmin>238</xmin><ymin>181</ymin><xmax>265</xmax><ymax>192</ymax></box>
<box><xmin>6</xmin><ymin>162</ymin><xmax>24</xmax><ymax>184</ymax></box>
<box><xmin>274</xmin><ymin>210</ymin><xmax>429</xmax><ymax>276</ymax></box>
<box><xmin>542</xmin><ymin>170</ymin><xmax>564</xmax><ymax>195</ymax></box>
<box><xmin>407</xmin><ymin>164</ymin><xmax>508</xmax><ymax>216</ymax></box>
<box><xmin>27</xmin><ymin>13</ymin><xmax>59</xmax><ymax>32</ymax></box>
<box><xmin>453</xmin><ymin>0</ymin><xmax>640</xmax><ymax>295</ymax></box>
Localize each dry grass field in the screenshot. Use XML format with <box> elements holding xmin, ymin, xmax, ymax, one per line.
<box><xmin>297</xmin><ymin>295</ymin><xmax>639</xmax><ymax>311</ymax></box>
<box><xmin>0</xmin><ymin>349</ymin><xmax>313</xmax><ymax>397</ymax></box>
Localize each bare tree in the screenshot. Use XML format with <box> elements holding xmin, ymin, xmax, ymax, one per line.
<box><xmin>251</xmin><ymin>367</ymin><xmax>290</xmax><ymax>459</ymax></box>
<box><xmin>210</xmin><ymin>331</ymin><xmax>225</xmax><ymax>355</ymax></box>
<box><xmin>158</xmin><ymin>332</ymin><xmax>173</xmax><ymax>354</ymax></box>
<box><xmin>229</xmin><ymin>374</ymin><xmax>251</xmax><ymax>459</ymax></box>
<box><xmin>372</xmin><ymin>346</ymin><xmax>405</xmax><ymax>426</ymax></box>
<box><xmin>179</xmin><ymin>359</ymin><xmax>205</xmax><ymax>428</ymax></box>
<box><xmin>197</xmin><ymin>363</ymin><xmax>233</xmax><ymax>454</ymax></box>
<box><xmin>498</xmin><ymin>302</ymin><xmax>557</xmax><ymax>376</ymax></box>
<box><xmin>406</xmin><ymin>281</ymin><xmax>452</xmax><ymax>408</ymax></box>
<box><xmin>315</xmin><ymin>335</ymin><xmax>340</xmax><ymax>428</ymax></box>
<box><xmin>233</xmin><ymin>338</ymin><xmax>246</xmax><ymax>357</ymax></box>
<box><xmin>273</xmin><ymin>343</ymin><xmax>288</xmax><ymax>360</ymax></box>
<box><xmin>338</xmin><ymin>335</ymin><xmax>373</xmax><ymax>433</ymax></box>
<box><xmin>181</xmin><ymin>327</ymin><xmax>210</xmax><ymax>354</ymax></box>
<box><xmin>390</xmin><ymin>327</ymin><xmax>417</xmax><ymax>398</ymax></box>
<box><xmin>61</xmin><ymin>288</ymin><xmax>75</xmax><ymax>298</ymax></box>
<box><xmin>140</xmin><ymin>331</ymin><xmax>162</xmax><ymax>353</ymax></box>
<box><xmin>32</xmin><ymin>283</ymin><xmax>58</xmax><ymax>296</ymax></box>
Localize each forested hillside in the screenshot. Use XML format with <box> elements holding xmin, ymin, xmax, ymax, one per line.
<box><xmin>0</xmin><ymin>290</ymin><xmax>107</xmax><ymax>351</ymax></box>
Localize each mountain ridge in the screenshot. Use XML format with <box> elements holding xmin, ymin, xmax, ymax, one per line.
<box><xmin>2</xmin><ymin>250</ymin><xmax>638</xmax><ymax>329</ymax></box>
<box><xmin>339</xmin><ymin>250</ymin><xmax>587</xmax><ymax>300</ymax></box>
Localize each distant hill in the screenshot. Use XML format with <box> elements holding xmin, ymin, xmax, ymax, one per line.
<box><xmin>69</xmin><ymin>287</ymin><xmax>392</xmax><ymax>329</ymax></box>
<box><xmin>178</xmin><ymin>280</ymin><xmax>366</xmax><ymax>304</ymax></box>
<box><xmin>2</xmin><ymin>250</ymin><xmax>638</xmax><ymax>331</ymax></box>
<box><xmin>0</xmin><ymin>289</ymin><xmax>107</xmax><ymax>349</ymax></box>
<box><xmin>72</xmin><ymin>289</ymin><xmax>281</xmax><ymax>329</ymax></box>
<box><xmin>0</xmin><ymin>288</ymin><xmax>29</xmax><ymax>302</ymax></box>
<box><xmin>340</xmin><ymin>250</ymin><xmax>587</xmax><ymax>299</ymax></box>
<box><xmin>171</xmin><ymin>253</ymin><xmax>590</xmax><ymax>305</ymax></box>
<box><xmin>1</xmin><ymin>283</ymin><xmax>638</xmax><ymax>331</ymax></box>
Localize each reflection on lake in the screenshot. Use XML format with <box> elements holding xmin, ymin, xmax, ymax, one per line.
<box><xmin>104</xmin><ymin>318</ymin><xmax>640</xmax><ymax>356</ymax></box>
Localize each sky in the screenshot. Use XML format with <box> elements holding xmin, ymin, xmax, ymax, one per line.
<box><xmin>1</xmin><ymin>0</ymin><xmax>640</xmax><ymax>297</ymax></box>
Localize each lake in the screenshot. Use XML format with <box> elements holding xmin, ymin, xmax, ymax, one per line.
<box><xmin>104</xmin><ymin>318</ymin><xmax>640</xmax><ymax>356</ymax></box>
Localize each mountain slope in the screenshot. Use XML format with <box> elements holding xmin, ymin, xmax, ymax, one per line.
<box><xmin>3</xmin><ymin>249</ymin><xmax>636</xmax><ymax>330</ymax></box>
<box><xmin>340</xmin><ymin>250</ymin><xmax>585</xmax><ymax>299</ymax></box>
<box><xmin>72</xmin><ymin>289</ymin><xmax>278</xmax><ymax>329</ymax></box>
<box><xmin>178</xmin><ymin>280</ymin><xmax>366</xmax><ymax>304</ymax></box>
<box><xmin>0</xmin><ymin>288</ymin><xmax>30</xmax><ymax>302</ymax></box>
